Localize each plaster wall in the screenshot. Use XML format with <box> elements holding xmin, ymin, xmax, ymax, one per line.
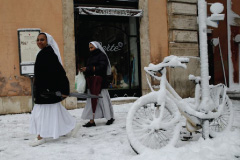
<box><xmin>0</xmin><ymin>0</ymin><xmax>65</xmax><ymax>114</ymax></box>
<box><xmin>148</xmin><ymin>0</ymin><xmax>169</xmax><ymax>64</ymax></box>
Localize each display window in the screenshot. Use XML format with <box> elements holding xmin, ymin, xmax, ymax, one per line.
<box><xmin>74</xmin><ymin>14</ymin><xmax>141</xmax><ymax>97</ymax></box>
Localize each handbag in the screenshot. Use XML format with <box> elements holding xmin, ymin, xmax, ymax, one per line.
<box><xmin>75</xmin><ymin>71</ymin><xmax>86</xmax><ymax>93</ymax></box>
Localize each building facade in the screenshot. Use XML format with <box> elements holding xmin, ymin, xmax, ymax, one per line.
<box><xmin>0</xmin><ymin>0</ymin><xmax>239</xmax><ymax>114</ymax></box>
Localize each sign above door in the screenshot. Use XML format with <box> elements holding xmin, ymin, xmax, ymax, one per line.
<box><xmin>77</xmin><ymin>7</ymin><xmax>143</xmax><ymax>17</ymax></box>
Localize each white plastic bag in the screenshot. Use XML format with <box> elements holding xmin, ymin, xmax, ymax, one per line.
<box><xmin>75</xmin><ymin>71</ymin><xmax>86</xmax><ymax>93</ymax></box>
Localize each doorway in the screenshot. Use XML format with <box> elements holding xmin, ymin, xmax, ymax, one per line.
<box><xmin>74</xmin><ymin>14</ymin><xmax>141</xmax><ymax>97</ymax></box>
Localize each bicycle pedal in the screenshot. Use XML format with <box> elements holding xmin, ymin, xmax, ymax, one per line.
<box><xmin>194</xmin><ymin>130</ymin><xmax>201</xmax><ymax>134</ymax></box>
<box><xmin>180</xmin><ymin>131</ymin><xmax>193</xmax><ymax>141</ymax></box>
<box><xmin>181</xmin><ymin>136</ymin><xmax>193</xmax><ymax>141</ymax></box>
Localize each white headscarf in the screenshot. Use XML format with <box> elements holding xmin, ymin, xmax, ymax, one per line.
<box><xmin>40</xmin><ymin>32</ymin><xmax>63</xmax><ymax>65</ymax></box>
<box><xmin>90</xmin><ymin>41</ymin><xmax>111</xmax><ymax>75</ymax></box>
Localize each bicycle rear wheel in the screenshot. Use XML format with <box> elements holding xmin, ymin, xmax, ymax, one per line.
<box><xmin>209</xmin><ymin>84</ymin><xmax>233</xmax><ymax>137</ymax></box>
<box><xmin>126</xmin><ymin>94</ymin><xmax>181</xmax><ymax>154</ymax></box>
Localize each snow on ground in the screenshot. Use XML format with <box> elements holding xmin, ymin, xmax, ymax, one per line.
<box><xmin>0</xmin><ymin>99</ymin><xmax>239</xmax><ymax>160</ymax></box>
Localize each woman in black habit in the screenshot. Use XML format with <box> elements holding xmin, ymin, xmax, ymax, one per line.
<box><xmin>29</xmin><ymin>32</ymin><xmax>79</xmax><ymax>146</ymax></box>
<box><xmin>80</xmin><ymin>41</ymin><xmax>115</xmax><ymax>127</ymax></box>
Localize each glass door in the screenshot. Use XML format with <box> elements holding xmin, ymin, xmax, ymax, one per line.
<box><xmin>74</xmin><ymin>14</ymin><xmax>141</xmax><ymax>97</ymax></box>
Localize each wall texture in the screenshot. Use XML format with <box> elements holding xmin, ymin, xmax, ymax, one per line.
<box><xmin>142</xmin><ymin>0</ymin><xmax>199</xmax><ymax>98</ymax></box>
<box><xmin>167</xmin><ymin>0</ymin><xmax>200</xmax><ymax>98</ymax></box>
<box><xmin>148</xmin><ymin>0</ymin><xmax>169</xmax><ymax>64</ymax></box>
<box><xmin>0</xmin><ymin>0</ymin><xmax>204</xmax><ymax>114</ymax></box>
<box><xmin>62</xmin><ymin>0</ymin><xmax>78</xmax><ymax>109</ymax></box>
<box><xmin>0</xmin><ymin>0</ymin><xmax>65</xmax><ymax>114</ymax></box>
<box><xmin>139</xmin><ymin>0</ymin><xmax>151</xmax><ymax>95</ymax></box>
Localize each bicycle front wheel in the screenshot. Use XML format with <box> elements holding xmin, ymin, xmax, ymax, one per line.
<box><xmin>126</xmin><ymin>94</ymin><xmax>181</xmax><ymax>154</ymax></box>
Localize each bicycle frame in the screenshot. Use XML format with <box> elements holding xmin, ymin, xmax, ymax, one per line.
<box><xmin>144</xmin><ymin>56</ymin><xmax>229</xmax><ymax>137</ymax></box>
<box><xmin>126</xmin><ymin>55</ymin><xmax>233</xmax><ymax>154</ymax></box>
<box><xmin>126</xmin><ymin>2</ymin><xmax>231</xmax><ymax>153</ymax></box>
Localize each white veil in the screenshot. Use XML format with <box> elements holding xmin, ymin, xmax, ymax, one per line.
<box><xmin>41</xmin><ymin>32</ymin><xmax>63</xmax><ymax>65</ymax></box>
<box><xmin>90</xmin><ymin>41</ymin><xmax>111</xmax><ymax>75</ymax></box>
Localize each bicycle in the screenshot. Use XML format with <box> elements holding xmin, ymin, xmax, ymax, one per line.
<box><xmin>126</xmin><ymin>55</ymin><xmax>233</xmax><ymax>154</ymax></box>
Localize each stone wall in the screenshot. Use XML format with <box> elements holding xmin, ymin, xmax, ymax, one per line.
<box><xmin>62</xmin><ymin>0</ymin><xmax>78</xmax><ymax>109</ymax></box>
<box><xmin>139</xmin><ymin>0</ymin><xmax>151</xmax><ymax>95</ymax></box>
<box><xmin>167</xmin><ymin>0</ymin><xmax>200</xmax><ymax>98</ymax></box>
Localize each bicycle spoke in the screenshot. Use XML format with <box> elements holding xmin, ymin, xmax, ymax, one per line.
<box><xmin>209</xmin><ymin>86</ymin><xmax>233</xmax><ymax>136</ymax></box>
<box><xmin>134</xmin><ymin>116</ymin><xmax>151</xmax><ymax>125</ymax></box>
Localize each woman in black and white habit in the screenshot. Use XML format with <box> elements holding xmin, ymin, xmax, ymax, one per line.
<box><xmin>80</xmin><ymin>41</ymin><xmax>114</xmax><ymax>127</ymax></box>
<box><xmin>29</xmin><ymin>32</ymin><xmax>80</xmax><ymax>147</ymax></box>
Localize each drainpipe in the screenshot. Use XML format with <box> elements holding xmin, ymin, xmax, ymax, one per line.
<box><xmin>227</xmin><ymin>0</ymin><xmax>232</xmax><ymax>88</ymax></box>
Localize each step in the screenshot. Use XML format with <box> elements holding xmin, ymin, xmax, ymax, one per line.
<box><xmin>77</xmin><ymin>97</ymin><xmax>138</xmax><ymax>108</ymax></box>
<box><xmin>227</xmin><ymin>91</ymin><xmax>240</xmax><ymax>100</ymax></box>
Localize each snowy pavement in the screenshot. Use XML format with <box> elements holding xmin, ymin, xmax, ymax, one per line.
<box><xmin>0</xmin><ymin>100</ymin><xmax>239</xmax><ymax>160</ymax></box>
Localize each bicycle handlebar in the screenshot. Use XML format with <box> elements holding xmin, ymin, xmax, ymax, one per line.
<box><xmin>144</xmin><ymin>56</ymin><xmax>189</xmax><ymax>73</ymax></box>
<box><xmin>163</xmin><ymin>56</ymin><xmax>189</xmax><ymax>64</ymax></box>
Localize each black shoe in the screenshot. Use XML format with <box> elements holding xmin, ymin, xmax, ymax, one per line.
<box><xmin>106</xmin><ymin>118</ymin><xmax>115</xmax><ymax>125</ymax></box>
<box><xmin>83</xmin><ymin>122</ymin><xmax>96</xmax><ymax>127</ymax></box>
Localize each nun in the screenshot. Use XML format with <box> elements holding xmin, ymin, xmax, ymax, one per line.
<box><xmin>29</xmin><ymin>32</ymin><xmax>80</xmax><ymax>147</ymax></box>
<box><xmin>80</xmin><ymin>41</ymin><xmax>115</xmax><ymax>127</ymax></box>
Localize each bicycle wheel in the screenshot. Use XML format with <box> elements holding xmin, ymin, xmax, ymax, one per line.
<box><xmin>126</xmin><ymin>93</ymin><xmax>181</xmax><ymax>154</ymax></box>
<box><xmin>209</xmin><ymin>84</ymin><xmax>233</xmax><ymax>137</ymax></box>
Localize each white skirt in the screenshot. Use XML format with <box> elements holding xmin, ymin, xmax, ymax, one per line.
<box><xmin>29</xmin><ymin>102</ymin><xmax>76</xmax><ymax>139</ymax></box>
<box><xmin>81</xmin><ymin>89</ymin><xmax>114</xmax><ymax>120</ymax></box>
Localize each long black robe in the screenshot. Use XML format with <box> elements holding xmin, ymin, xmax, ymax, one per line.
<box><xmin>84</xmin><ymin>48</ymin><xmax>109</xmax><ymax>113</ymax></box>
<box><xmin>33</xmin><ymin>46</ymin><xmax>69</xmax><ymax>104</ymax></box>
<box><xmin>84</xmin><ymin>49</ymin><xmax>109</xmax><ymax>89</ymax></box>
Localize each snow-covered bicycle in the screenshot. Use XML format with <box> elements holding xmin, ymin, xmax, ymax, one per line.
<box><xmin>126</xmin><ymin>55</ymin><xmax>233</xmax><ymax>154</ymax></box>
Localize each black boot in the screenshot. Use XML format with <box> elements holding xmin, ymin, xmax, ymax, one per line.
<box><xmin>106</xmin><ymin>118</ymin><xmax>115</xmax><ymax>125</ymax></box>
<box><xmin>83</xmin><ymin>121</ymin><xmax>96</xmax><ymax>127</ymax></box>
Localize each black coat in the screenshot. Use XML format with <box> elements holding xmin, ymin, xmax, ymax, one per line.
<box><xmin>84</xmin><ymin>49</ymin><xmax>109</xmax><ymax>89</ymax></box>
<box><xmin>33</xmin><ymin>46</ymin><xmax>69</xmax><ymax>104</ymax></box>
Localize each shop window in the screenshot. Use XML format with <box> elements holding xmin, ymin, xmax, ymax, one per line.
<box><xmin>74</xmin><ymin>15</ymin><xmax>141</xmax><ymax>97</ymax></box>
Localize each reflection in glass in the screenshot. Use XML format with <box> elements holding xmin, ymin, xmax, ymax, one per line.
<box><xmin>75</xmin><ymin>15</ymin><xmax>140</xmax><ymax>95</ymax></box>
